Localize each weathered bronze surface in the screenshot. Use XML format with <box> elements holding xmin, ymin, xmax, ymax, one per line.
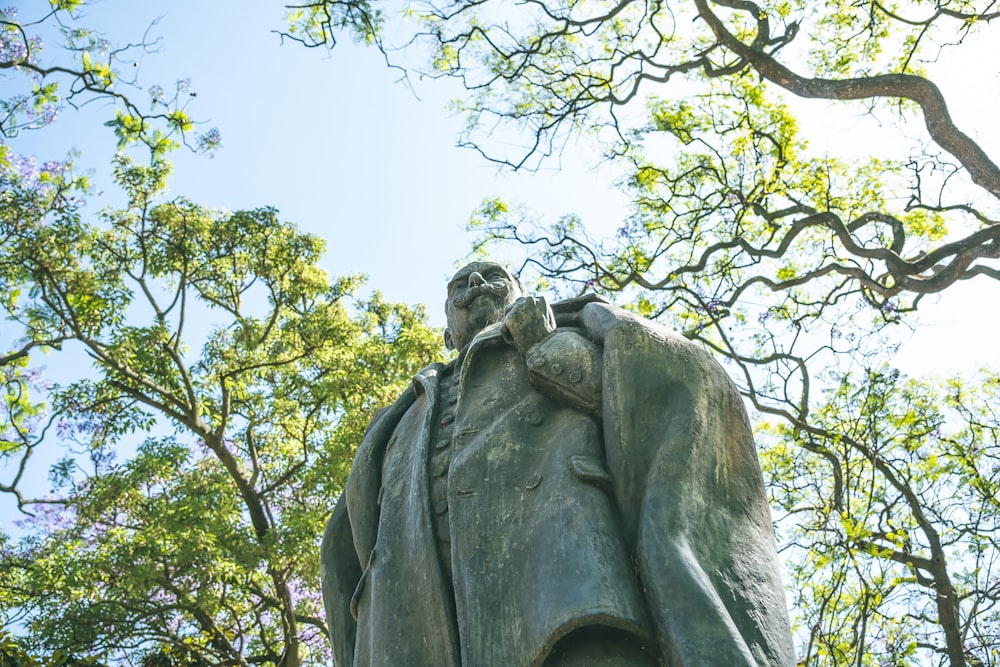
<box><xmin>321</xmin><ymin>262</ymin><xmax>795</xmax><ymax>666</ymax></box>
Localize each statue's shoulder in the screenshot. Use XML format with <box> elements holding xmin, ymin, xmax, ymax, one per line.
<box><xmin>551</xmin><ymin>292</ymin><xmax>612</xmax><ymax>330</ymax></box>
<box><xmin>566</xmin><ymin>298</ymin><xmax>726</xmax><ymax>376</ymax></box>
<box><xmin>551</xmin><ymin>291</ymin><xmax>610</xmax><ymax>313</ymax></box>
<box><xmin>555</xmin><ymin>294</ymin><xmax>674</xmax><ymax>341</ymax></box>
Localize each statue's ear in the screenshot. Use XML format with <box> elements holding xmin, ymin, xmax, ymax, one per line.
<box><xmin>444</xmin><ymin>329</ymin><xmax>455</xmax><ymax>351</ymax></box>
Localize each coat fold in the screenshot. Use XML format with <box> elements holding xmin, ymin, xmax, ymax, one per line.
<box><xmin>321</xmin><ymin>300</ymin><xmax>794</xmax><ymax>667</ymax></box>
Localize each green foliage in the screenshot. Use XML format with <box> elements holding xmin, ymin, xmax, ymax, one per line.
<box><xmin>1</xmin><ymin>154</ymin><xmax>441</xmax><ymax>666</ymax></box>
<box><xmin>0</xmin><ymin>3</ymin><xmax>220</xmax><ymax>167</ymax></box>
<box><xmin>1</xmin><ymin>3</ymin><xmax>439</xmax><ymax>666</ymax></box>
<box><xmin>4</xmin><ymin>1</ymin><xmax>996</xmax><ymax>666</ymax></box>
<box><xmin>761</xmin><ymin>369</ymin><xmax>1000</xmax><ymax>665</ymax></box>
<box><xmin>281</xmin><ymin>1</ymin><xmax>384</xmax><ymax>48</ymax></box>
<box><xmin>335</xmin><ymin>1</ymin><xmax>1000</xmax><ymax>665</ymax></box>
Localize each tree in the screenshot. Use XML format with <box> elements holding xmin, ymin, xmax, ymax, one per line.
<box><xmin>278</xmin><ymin>0</ymin><xmax>384</xmax><ymax>49</ymax></box>
<box><xmin>289</xmin><ymin>1</ymin><xmax>1000</xmax><ymax>665</ymax></box>
<box><xmin>1</xmin><ymin>0</ymin><xmax>223</xmax><ymax>506</ymax></box>
<box><xmin>3</xmin><ymin>5</ymin><xmax>445</xmax><ymax>667</ymax></box>
<box><xmin>1</xmin><ymin>154</ymin><xmax>440</xmax><ymax>666</ymax></box>
<box><xmin>1</xmin><ymin>2</ymin><xmax>221</xmax><ymax>157</ymax></box>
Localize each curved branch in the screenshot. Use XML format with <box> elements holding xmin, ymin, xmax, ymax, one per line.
<box><xmin>695</xmin><ymin>0</ymin><xmax>1000</xmax><ymax>199</ymax></box>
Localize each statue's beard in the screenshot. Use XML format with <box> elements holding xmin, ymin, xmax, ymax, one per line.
<box><xmin>453</xmin><ymin>282</ymin><xmax>510</xmax><ymax>310</ymax></box>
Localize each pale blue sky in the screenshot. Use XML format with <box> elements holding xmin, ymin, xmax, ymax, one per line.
<box><xmin>2</xmin><ymin>0</ymin><xmax>631</xmax><ymax>516</ymax></box>
<box><xmin>15</xmin><ymin>0</ymin><xmax>996</xmax><ymax>345</ymax></box>
<box><xmin>3</xmin><ymin>0</ymin><xmax>997</xmax><ymax>520</ymax></box>
<box><xmin>12</xmin><ymin>0</ymin><xmax>627</xmax><ymax>324</ymax></box>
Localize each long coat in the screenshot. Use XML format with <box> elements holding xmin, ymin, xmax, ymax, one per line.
<box><xmin>321</xmin><ymin>300</ymin><xmax>795</xmax><ymax>667</ymax></box>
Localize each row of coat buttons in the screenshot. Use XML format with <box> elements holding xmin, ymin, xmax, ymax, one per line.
<box><xmin>534</xmin><ymin>354</ymin><xmax>585</xmax><ymax>384</ymax></box>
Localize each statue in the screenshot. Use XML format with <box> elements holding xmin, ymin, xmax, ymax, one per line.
<box><xmin>321</xmin><ymin>261</ymin><xmax>795</xmax><ymax>666</ymax></box>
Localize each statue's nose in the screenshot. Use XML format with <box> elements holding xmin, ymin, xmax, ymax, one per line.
<box><xmin>468</xmin><ymin>271</ymin><xmax>487</xmax><ymax>287</ymax></box>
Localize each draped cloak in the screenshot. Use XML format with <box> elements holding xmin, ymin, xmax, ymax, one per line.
<box><xmin>321</xmin><ymin>299</ymin><xmax>795</xmax><ymax>667</ymax></box>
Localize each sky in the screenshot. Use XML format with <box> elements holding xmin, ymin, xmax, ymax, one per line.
<box><xmin>3</xmin><ymin>0</ymin><xmax>998</xmax><ymax>517</ymax></box>
<box><xmin>10</xmin><ymin>0</ymin><xmax>996</xmax><ymax>346</ymax></box>
<box><xmin>2</xmin><ymin>0</ymin><xmax>635</xmax><ymax>517</ymax></box>
<box><xmin>12</xmin><ymin>0</ymin><xmax>629</xmax><ymax>322</ymax></box>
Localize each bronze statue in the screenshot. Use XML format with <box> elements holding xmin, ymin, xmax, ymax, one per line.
<box><xmin>321</xmin><ymin>261</ymin><xmax>795</xmax><ymax>666</ymax></box>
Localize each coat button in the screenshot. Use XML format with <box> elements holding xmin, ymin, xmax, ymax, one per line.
<box><xmin>431</xmin><ymin>456</ymin><xmax>449</xmax><ymax>478</ymax></box>
<box><xmin>569</xmin><ymin>370</ymin><xmax>582</xmax><ymax>383</ymax></box>
<box><xmin>550</xmin><ymin>362</ymin><xmax>563</xmax><ymax>376</ymax></box>
<box><xmin>525</xmin><ymin>410</ymin><xmax>542</xmax><ymax>425</ymax></box>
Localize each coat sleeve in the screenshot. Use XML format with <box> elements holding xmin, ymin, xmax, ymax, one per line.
<box><xmin>321</xmin><ymin>384</ymin><xmax>420</xmax><ymax>666</ymax></box>
<box><xmin>321</xmin><ymin>493</ymin><xmax>360</xmax><ymax>667</ymax></box>
<box><xmin>580</xmin><ymin>302</ymin><xmax>795</xmax><ymax>667</ymax></box>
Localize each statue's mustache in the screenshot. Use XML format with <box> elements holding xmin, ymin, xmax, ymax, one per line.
<box><xmin>454</xmin><ymin>283</ymin><xmax>507</xmax><ymax>309</ymax></box>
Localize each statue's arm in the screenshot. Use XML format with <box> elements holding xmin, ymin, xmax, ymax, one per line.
<box><xmin>524</xmin><ymin>331</ymin><xmax>603</xmax><ymax>415</ymax></box>
<box><xmin>321</xmin><ymin>493</ymin><xmax>360</xmax><ymax>667</ymax></box>
<box><xmin>502</xmin><ymin>295</ymin><xmax>604</xmax><ymax>415</ymax></box>
<box><xmin>577</xmin><ymin>301</ymin><xmax>794</xmax><ymax>666</ymax></box>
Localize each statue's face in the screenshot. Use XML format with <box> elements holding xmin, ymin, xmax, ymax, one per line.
<box><xmin>444</xmin><ymin>262</ymin><xmax>524</xmax><ymax>351</ymax></box>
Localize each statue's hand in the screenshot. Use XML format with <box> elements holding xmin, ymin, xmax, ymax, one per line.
<box><xmin>501</xmin><ymin>296</ymin><xmax>556</xmax><ymax>356</ymax></box>
<box><xmin>505</xmin><ymin>297</ymin><xmax>603</xmax><ymax>415</ymax></box>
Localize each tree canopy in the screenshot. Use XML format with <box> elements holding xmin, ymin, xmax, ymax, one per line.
<box><xmin>393</xmin><ymin>1</ymin><xmax>1000</xmax><ymax>665</ymax></box>
<box><xmin>296</xmin><ymin>0</ymin><xmax>1000</xmax><ymax>664</ymax></box>
<box><xmin>2</xmin><ymin>5</ymin><xmax>439</xmax><ymax>667</ymax></box>
<box><xmin>1</xmin><ymin>149</ymin><xmax>440</xmax><ymax>665</ymax></box>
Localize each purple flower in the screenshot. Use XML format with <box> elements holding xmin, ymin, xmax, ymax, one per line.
<box><xmin>0</xmin><ymin>424</ymin><xmax>18</xmax><ymax>443</ymax></box>
<box><xmin>39</xmin><ymin>103</ymin><xmax>59</xmax><ymax>125</ymax></box>
<box><xmin>23</xmin><ymin>366</ymin><xmax>52</xmax><ymax>391</ymax></box>
<box><xmin>41</xmin><ymin>159</ymin><xmax>67</xmax><ymax>177</ymax></box>
<box><xmin>704</xmin><ymin>299</ymin><xmax>723</xmax><ymax>314</ymax></box>
<box><xmin>196</xmin><ymin>127</ymin><xmax>222</xmax><ymax>154</ymax></box>
<box><xmin>11</xmin><ymin>153</ymin><xmax>37</xmax><ymax>183</ymax></box>
<box><xmin>0</xmin><ymin>35</ymin><xmax>27</xmax><ymax>62</ymax></box>
<box><xmin>0</xmin><ymin>14</ymin><xmax>40</xmax><ymax>65</ymax></box>
<box><xmin>91</xmin><ymin>444</ymin><xmax>117</xmax><ymax>469</ymax></box>
<box><xmin>15</xmin><ymin>502</ymin><xmax>77</xmax><ymax>533</ymax></box>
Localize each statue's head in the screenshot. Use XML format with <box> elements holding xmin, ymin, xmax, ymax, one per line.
<box><xmin>444</xmin><ymin>261</ymin><xmax>525</xmax><ymax>351</ymax></box>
